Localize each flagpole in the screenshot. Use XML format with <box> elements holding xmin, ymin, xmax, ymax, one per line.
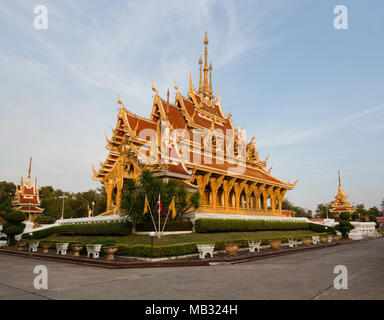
<box><xmin>162</xmin><ymin>196</ymin><xmax>174</xmax><ymax>233</ymax></box>
<box><xmin>158</xmin><ymin>194</ymin><xmax>161</xmax><ymax>238</ymax></box>
<box><xmin>147</xmin><ymin>201</ymin><xmax>158</xmax><ymax>234</ymax></box>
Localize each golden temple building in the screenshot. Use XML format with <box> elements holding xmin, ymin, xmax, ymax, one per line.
<box><xmin>93</xmin><ymin>33</ymin><xmax>297</xmax><ymax>216</ymax></box>
<box><xmin>330</xmin><ymin>170</ymin><xmax>355</xmax><ymax>215</ymax></box>
<box><xmin>12</xmin><ymin>157</ymin><xmax>44</xmax><ymax>223</ymax></box>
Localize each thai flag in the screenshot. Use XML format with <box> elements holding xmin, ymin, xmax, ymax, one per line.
<box><xmin>156</xmin><ymin>195</ymin><xmax>162</xmax><ymax>215</ymax></box>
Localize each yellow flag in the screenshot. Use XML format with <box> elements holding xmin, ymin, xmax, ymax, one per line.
<box><xmin>143</xmin><ymin>196</ymin><xmax>148</xmax><ymax>215</ymax></box>
<box><xmin>170</xmin><ymin>197</ymin><xmax>176</xmax><ymax>219</ymax></box>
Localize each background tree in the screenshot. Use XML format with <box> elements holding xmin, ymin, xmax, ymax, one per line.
<box><xmin>355</xmin><ymin>204</ymin><xmax>367</xmax><ymax>220</ymax></box>
<box><xmin>282</xmin><ymin>199</ymin><xmax>312</xmax><ymax>218</ymax></box>
<box><xmin>121</xmin><ymin>170</ymin><xmax>200</xmax><ymax>225</ymax></box>
<box><xmin>38</xmin><ymin>185</ymin><xmax>107</xmax><ymax>222</ymax></box>
<box><xmin>381</xmin><ymin>198</ymin><xmax>384</xmax><ymax>216</ymax></box>
<box><xmin>335</xmin><ymin>212</ymin><xmax>354</xmax><ymax>239</ymax></box>
<box><xmin>0</xmin><ymin>181</ymin><xmax>16</xmax><ymax>223</ymax></box>
<box><xmin>367</xmin><ymin>206</ymin><xmax>380</xmax><ymax>217</ymax></box>
<box><xmin>2</xmin><ymin>210</ymin><xmax>27</xmax><ymax>246</ymax></box>
<box><xmin>368</xmin><ymin>214</ymin><xmax>380</xmax><ymax>229</ymax></box>
<box><xmin>315</xmin><ymin>203</ymin><xmax>334</xmax><ymax>219</ymax></box>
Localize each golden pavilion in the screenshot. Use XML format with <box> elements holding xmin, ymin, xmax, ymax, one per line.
<box><xmin>12</xmin><ymin>157</ymin><xmax>44</xmax><ymax>223</ymax></box>
<box><xmin>330</xmin><ymin>170</ymin><xmax>355</xmax><ymax>215</ymax></box>
<box><xmin>93</xmin><ymin>33</ymin><xmax>297</xmax><ymax>216</ymax></box>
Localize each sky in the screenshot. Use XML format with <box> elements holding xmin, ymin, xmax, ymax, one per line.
<box><xmin>0</xmin><ymin>0</ymin><xmax>383</xmax><ymax>212</ymax></box>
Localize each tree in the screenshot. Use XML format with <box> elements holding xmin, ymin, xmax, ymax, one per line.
<box><xmin>381</xmin><ymin>199</ymin><xmax>384</xmax><ymax>216</ymax></box>
<box><xmin>367</xmin><ymin>206</ymin><xmax>380</xmax><ymax>217</ymax></box>
<box><xmin>281</xmin><ymin>199</ymin><xmax>312</xmax><ymax>218</ymax></box>
<box><xmin>121</xmin><ymin>170</ymin><xmax>200</xmax><ymax>225</ymax></box>
<box><xmin>0</xmin><ymin>181</ymin><xmax>16</xmax><ymax>223</ymax></box>
<box><xmin>335</xmin><ymin>212</ymin><xmax>354</xmax><ymax>239</ymax></box>
<box><xmin>368</xmin><ymin>214</ymin><xmax>380</xmax><ymax>229</ymax></box>
<box><xmin>38</xmin><ymin>185</ymin><xmax>107</xmax><ymax>220</ymax></box>
<box><xmin>355</xmin><ymin>204</ymin><xmax>367</xmax><ymax>220</ymax></box>
<box><xmin>2</xmin><ymin>210</ymin><xmax>27</xmax><ymax>246</ymax></box>
<box><xmin>315</xmin><ymin>203</ymin><xmax>334</xmax><ymax>219</ymax></box>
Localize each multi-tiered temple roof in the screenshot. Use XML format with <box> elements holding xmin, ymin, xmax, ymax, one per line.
<box><xmin>12</xmin><ymin>157</ymin><xmax>44</xmax><ymax>222</ymax></box>
<box><xmin>93</xmin><ymin>33</ymin><xmax>297</xmax><ymax>216</ymax></box>
<box><xmin>330</xmin><ymin>171</ymin><xmax>355</xmax><ymax>214</ymax></box>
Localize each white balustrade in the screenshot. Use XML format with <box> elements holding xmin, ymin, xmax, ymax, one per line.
<box><xmin>196</xmin><ymin>244</ymin><xmax>215</xmax><ymax>259</ymax></box>
<box><xmin>56</xmin><ymin>243</ymin><xmax>69</xmax><ymax>255</ymax></box>
<box><xmin>28</xmin><ymin>241</ymin><xmax>40</xmax><ymax>252</ymax></box>
<box><xmin>312</xmin><ymin>236</ymin><xmax>320</xmax><ymax>245</ymax></box>
<box><xmin>86</xmin><ymin>244</ymin><xmax>102</xmax><ymax>258</ymax></box>
<box><xmin>248</xmin><ymin>240</ymin><xmax>261</xmax><ymax>252</ymax></box>
<box><xmin>288</xmin><ymin>238</ymin><xmax>298</xmax><ymax>248</ymax></box>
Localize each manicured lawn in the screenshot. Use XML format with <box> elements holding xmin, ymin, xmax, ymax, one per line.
<box><xmin>45</xmin><ymin>229</ymin><xmax>318</xmax><ymax>246</ymax></box>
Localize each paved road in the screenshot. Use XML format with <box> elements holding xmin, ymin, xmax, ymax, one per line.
<box><xmin>0</xmin><ymin>238</ymin><xmax>383</xmax><ymax>300</ymax></box>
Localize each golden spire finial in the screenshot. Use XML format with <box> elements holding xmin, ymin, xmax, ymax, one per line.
<box><xmin>209</xmin><ymin>62</ymin><xmax>213</xmax><ymax>97</ymax></box>
<box><xmin>117</xmin><ymin>90</ymin><xmax>124</xmax><ymax>107</ymax></box>
<box><xmin>26</xmin><ymin>157</ymin><xmax>32</xmax><ymax>187</ymax></box>
<box><xmin>216</xmin><ymin>88</ymin><xmax>221</xmax><ymax>105</ymax></box>
<box><xmin>28</xmin><ymin>157</ymin><xmax>32</xmax><ymax>179</ymax></box>
<box><xmin>203</xmin><ymin>32</ymin><xmax>209</xmax><ymax>92</ymax></box>
<box><xmin>338</xmin><ymin>170</ymin><xmax>341</xmax><ymax>187</ymax></box>
<box><xmin>189</xmin><ymin>72</ymin><xmax>193</xmax><ymax>92</ymax></box>
<box><xmin>198</xmin><ymin>56</ymin><xmax>203</xmax><ymax>91</ymax></box>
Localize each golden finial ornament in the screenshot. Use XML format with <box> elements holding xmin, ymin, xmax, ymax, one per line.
<box><xmin>203</xmin><ymin>32</ymin><xmax>209</xmax><ymax>92</ymax></box>
<box><xmin>117</xmin><ymin>90</ymin><xmax>124</xmax><ymax>107</ymax></box>
<box><xmin>209</xmin><ymin>62</ymin><xmax>213</xmax><ymax>97</ymax></box>
<box><xmin>189</xmin><ymin>72</ymin><xmax>193</xmax><ymax>92</ymax></box>
<box><xmin>198</xmin><ymin>56</ymin><xmax>203</xmax><ymax>91</ymax></box>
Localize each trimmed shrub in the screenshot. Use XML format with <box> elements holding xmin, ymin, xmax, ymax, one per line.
<box><xmin>3</xmin><ymin>211</ymin><xmax>27</xmax><ymax>246</ymax></box>
<box><xmin>194</xmin><ymin>219</ymin><xmax>310</xmax><ymax>233</ymax></box>
<box><xmin>308</xmin><ymin>223</ymin><xmax>335</xmax><ymax>233</ymax></box>
<box><xmin>135</xmin><ymin>220</ymin><xmax>193</xmax><ymax>232</ymax></box>
<box><xmin>36</xmin><ymin>215</ymin><xmax>57</xmax><ymax>225</ymax></box>
<box><xmin>116</xmin><ymin>232</ymin><xmax>328</xmax><ymax>257</ymax></box>
<box><xmin>336</xmin><ymin>220</ymin><xmax>354</xmax><ymax>239</ymax></box>
<box><xmin>22</xmin><ymin>221</ymin><xmax>132</xmax><ymax>239</ymax></box>
<box><xmin>339</xmin><ymin>212</ymin><xmax>351</xmax><ymax>221</ymax></box>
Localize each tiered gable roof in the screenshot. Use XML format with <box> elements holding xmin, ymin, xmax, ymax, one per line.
<box><xmin>13</xmin><ymin>158</ymin><xmax>44</xmax><ymax>215</ymax></box>
<box><xmin>93</xmin><ymin>33</ymin><xmax>296</xmax><ymax>191</ymax></box>
<box><xmin>330</xmin><ymin>171</ymin><xmax>355</xmax><ymax>213</ymax></box>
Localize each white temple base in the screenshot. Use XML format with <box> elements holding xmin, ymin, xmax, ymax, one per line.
<box><xmin>24</xmin><ymin>221</ymin><xmax>35</xmax><ymax>233</ymax></box>
<box><xmin>184</xmin><ymin>212</ymin><xmax>310</xmax><ymax>225</ymax></box>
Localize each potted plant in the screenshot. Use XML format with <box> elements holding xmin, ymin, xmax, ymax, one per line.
<box><xmin>224</xmin><ymin>243</ymin><xmax>239</xmax><ymax>256</ymax></box>
<box><xmin>320</xmin><ymin>236</ymin><xmax>328</xmax><ymax>244</ymax></box>
<box><xmin>301</xmin><ymin>238</ymin><xmax>312</xmax><ymax>246</ymax></box>
<box><xmin>103</xmin><ymin>246</ymin><xmax>119</xmax><ymax>261</ymax></box>
<box><xmin>71</xmin><ymin>244</ymin><xmax>83</xmax><ymax>257</ymax></box>
<box><xmin>269</xmin><ymin>239</ymin><xmax>281</xmax><ymax>250</ymax></box>
<box><xmin>40</xmin><ymin>243</ymin><xmax>51</xmax><ymax>253</ymax></box>
<box><xmin>16</xmin><ymin>241</ymin><xmax>26</xmax><ymax>251</ymax></box>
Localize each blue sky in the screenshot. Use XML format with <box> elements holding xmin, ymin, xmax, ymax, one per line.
<box><xmin>0</xmin><ymin>0</ymin><xmax>383</xmax><ymax>212</ymax></box>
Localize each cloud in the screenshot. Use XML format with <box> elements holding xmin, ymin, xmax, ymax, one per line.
<box><xmin>256</xmin><ymin>103</ymin><xmax>384</xmax><ymax>148</ymax></box>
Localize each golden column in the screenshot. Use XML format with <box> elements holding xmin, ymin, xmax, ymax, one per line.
<box><xmin>223</xmin><ymin>178</ymin><xmax>236</xmax><ymax>212</ymax></box>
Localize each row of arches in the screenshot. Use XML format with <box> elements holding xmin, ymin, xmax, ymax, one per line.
<box><xmin>196</xmin><ymin>173</ymin><xmax>289</xmax><ymax>215</ymax></box>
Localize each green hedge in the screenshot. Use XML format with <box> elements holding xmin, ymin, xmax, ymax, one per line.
<box><xmin>194</xmin><ymin>219</ymin><xmax>310</xmax><ymax>233</ymax></box>
<box><xmin>135</xmin><ymin>220</ymin><xmax>193</xmax><ymax>232</ymax></box>
<box><xmin>22</xmin><ymin>232</ymin><xmax>327</xmax><ymax>258</ymax></box>
<box><xmin>22</xmin><ymin>221</ymin><xmax>132</xmax><ymax>239</ymax></box>
<box><xmin>116</xmin><ymin>232</ymin><xmax>327</xmax><ymax>257</ymax></box>
<box><xmin>308</xmin><ymin>223</ymin><xmax>335</xmax><ymax>233</ymax></box>
<box><xmin>194</xmin><ymin>218</ymin><xmax>335</xmax><ymax>234</ymax></box>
